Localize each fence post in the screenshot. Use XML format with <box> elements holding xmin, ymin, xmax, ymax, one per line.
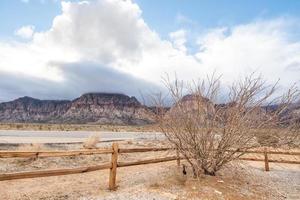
<box><xmin>264</xmin><ymin>147</ymin><xmax>269</xmax><ymax>171</ymax></box>
<box><xmin>109</xmin><ymin>142</ymin><xmax>119</xmax><ymax>190</ymax></box>
<box><xmin>176</xmin><ymin>148</ymin><xmax>180</xmax><ymax>167</ymax></box>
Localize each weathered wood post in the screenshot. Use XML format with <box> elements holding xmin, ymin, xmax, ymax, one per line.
<box><xmin>176</xmin><ymin>147</ymin><xmax>180</xmax><ymax>167</ymax></box>
<box><xmin>109</xmin><ymin>142</ymin><xmax>119</xmax><ymax>190</ymax></box>
<box><xmin>264</xmin><ymin>147</ymin><xmax>269</xmax><ymax>171</ymax></box>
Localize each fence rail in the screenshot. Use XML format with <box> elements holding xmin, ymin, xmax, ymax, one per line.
<box><xmin>117</xmin><ymin>156</ymin><xmax>178</xmax><ymax>168</ymax></box>
<box><xmin>240</xmin><ymin>157</ymin><xmax>300</xmax><ymax>164</ymax></box>
<box><xmin>1</xmin><ymin>148</ymin><xmax>299</xmax><ymax>158</ymax></box>
<box><xmin>0</xmin><ymin>163</ymin><xmax>112</xmax><ymax>181</ymax></box>
<box><xmin>118</xmin><ymin>147</ymin><xmax>171</xmax><ymax>153</ymax></box>
<box><xmin>0</xmin><ymin>149</ymin><xmax>114</xmax><ymax>158</ymax></box>
<box><xmin>0</xmin><ymin>143</ymin><xmax>299</xmax><ymax>190</ymax></box>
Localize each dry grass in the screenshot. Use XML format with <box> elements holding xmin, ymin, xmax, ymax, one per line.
<box><xmin>0</xmin><ymin>123</ymin><xmax>160</xmax><ymax>132</ymax></box>
<box><xmin>13</xmin><ymin>143</ymin><xmax>47</xmax><ymax>165</ymax></box>
<box><xmin>82</xmin><ymin>133</ymin><xmax>100</xmax><ymax>149</ymax></box>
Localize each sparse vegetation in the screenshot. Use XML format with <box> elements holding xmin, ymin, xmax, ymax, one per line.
<box><xmin>83</xmin><ymin>133</ymin><xmax>100</xmax><ymax>149</ymax></box>
<box><xmin>16</xmin><ymin>143</ymin><xmax>46</xmax><ymax>163</ymax></box>
<box><xmin>0</xmin><ymin>123</ymin><xmax>159</xmax><ymax>132</ymax></box>
<box><xmin>154</xmin><ymin>73</ymin><xmax>300</xmax><ymax>176</ymax></box>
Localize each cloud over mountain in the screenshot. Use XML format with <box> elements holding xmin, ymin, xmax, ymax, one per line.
<box><xmin>0</xmin><ymin>0</ymin><xmax>299</xmax><ymax>102</ymax></box>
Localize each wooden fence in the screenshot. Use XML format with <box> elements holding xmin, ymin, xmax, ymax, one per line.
<box><xmin>0</xmin><ymin>143</ymin><xmax>299</xmax><ymax>190</ymax></box>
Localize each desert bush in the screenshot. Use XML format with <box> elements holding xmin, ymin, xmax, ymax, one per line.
<box><xmin>83</xmin><ymin>133</ymin><xmax>100</xmax><ymax>149</ymax></box>
<box><xmin>153</xmin><ymin>73</ymin><xmax>300</xmax><ymax>176</ymax></box>
<box><xmin>256</xmin><ymin>132</ymin><xmax>279</xmax><ymax>147</ymax></box>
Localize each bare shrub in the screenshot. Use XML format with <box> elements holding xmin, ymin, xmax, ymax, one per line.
<box><xmin>153</xmin><ymin>73</ymin><xmax>300</xmax><ymax>176</ymax></box>
<box><xmin>83</xmin><ymin>133</ymin><xmax>100</xmax><ymax>149</ymax></box>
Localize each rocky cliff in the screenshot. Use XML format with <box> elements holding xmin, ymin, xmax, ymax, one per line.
<box><xmin>0</xmin><ymin>93</ymin><xmax>155</xmax><ymax>125</ymax></box>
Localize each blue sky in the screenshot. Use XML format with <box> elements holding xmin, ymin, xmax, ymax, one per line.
<box><xmin>1</xmin><ymin>0</ymin><xmax>300</xmax><ymax>40</ymax></box>
<box><xmin>0</xmin><ymin>0</ymin><xmax>59</xmax><ymax>40</ymax></box>
<box><xmin>136</xmin><ymin>0</ymin><xmax>300</xmax><ymax>37</ymax></box>
<box><xmin>0</xmin><ymin>0</ymin><xmax>300</xmax><ymax>101</ymax></box>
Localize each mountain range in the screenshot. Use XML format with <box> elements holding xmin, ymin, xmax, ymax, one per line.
<box><xmin>0</xmin><ymin>93</ymin><xmax>299</xmax><ymax>125</ymax></box>
<box><xmin>0</xmin><ymin>93</ymin><xmax>155</xmax><ymax>125</ymax></box>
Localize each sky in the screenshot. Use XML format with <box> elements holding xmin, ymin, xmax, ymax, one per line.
<box><xmin>0</xmin><ymin>0</ymin><xmax>300</xmax><ymax>102</ymax></box>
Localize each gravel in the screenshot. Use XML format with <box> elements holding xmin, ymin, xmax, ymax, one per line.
<box><xmin>0</xmin><ymin>141</ymin><xmax>299</xmax><ymax>200</ymax></box>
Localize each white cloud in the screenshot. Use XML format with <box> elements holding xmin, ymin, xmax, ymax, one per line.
<box><xmin>15</xmin><ymin>25</ymin><xmax>35</xmax><ymax>39</ymax></box>
<box><xmin>195</xmin><ymin>18</ymin><xmax>300</xmax><ymax>86</ymax></box>
<box><xmin>21</xmin><ymin>0</ymin><xmax>30</xmax><ymax>3</ymax></box>
<box><xmin>1</xmin><ymin>0</ymin><xmax>300</xmax><ymax>102</ymax></box>
<box><xmin>169</xmin><ymin>29</ymin><xmax>188</xmax><ymax>53</ymax></box>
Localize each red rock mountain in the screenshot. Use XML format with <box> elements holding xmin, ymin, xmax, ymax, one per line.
<box><xmin>0</xmin><ymin>93</ymin><xmax>155</xmax><ymax>125</ymax></box>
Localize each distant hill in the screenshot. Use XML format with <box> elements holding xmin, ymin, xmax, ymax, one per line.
<box><xmin>166</xmin><ymin>94</ymin><xmax>300</xmax><ymax>125</ymax></box>
<box><xmin>1</xmin><ymin>93</ymin><xmax>298</xmax><ymax>125</ymax></box>
<box><xmin>0</xmin><ymin>93</ymin><xmax>155</xmax><ymax>125</ymax></box>
<box><xmin>279</xmin><ymin>101</ymin><xmax>300</xmax><ymax>123</ymax></box>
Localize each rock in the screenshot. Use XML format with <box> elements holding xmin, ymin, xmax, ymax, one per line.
<box><xmin>0</xmin><ymin>93</ymin><xmax>155</xmax><ymax>125</ymax></box>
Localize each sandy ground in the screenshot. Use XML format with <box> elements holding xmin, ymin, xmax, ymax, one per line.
<box><xmin>0</xmin><ymin>141</ymin><xmax>299</xmax><ymax>200</ymax></box>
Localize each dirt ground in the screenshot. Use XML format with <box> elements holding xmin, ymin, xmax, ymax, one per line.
<box><xmin>0</xmin><ymin>140</ymin><xmax>299</xmax><ymax>200</ymax></box>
